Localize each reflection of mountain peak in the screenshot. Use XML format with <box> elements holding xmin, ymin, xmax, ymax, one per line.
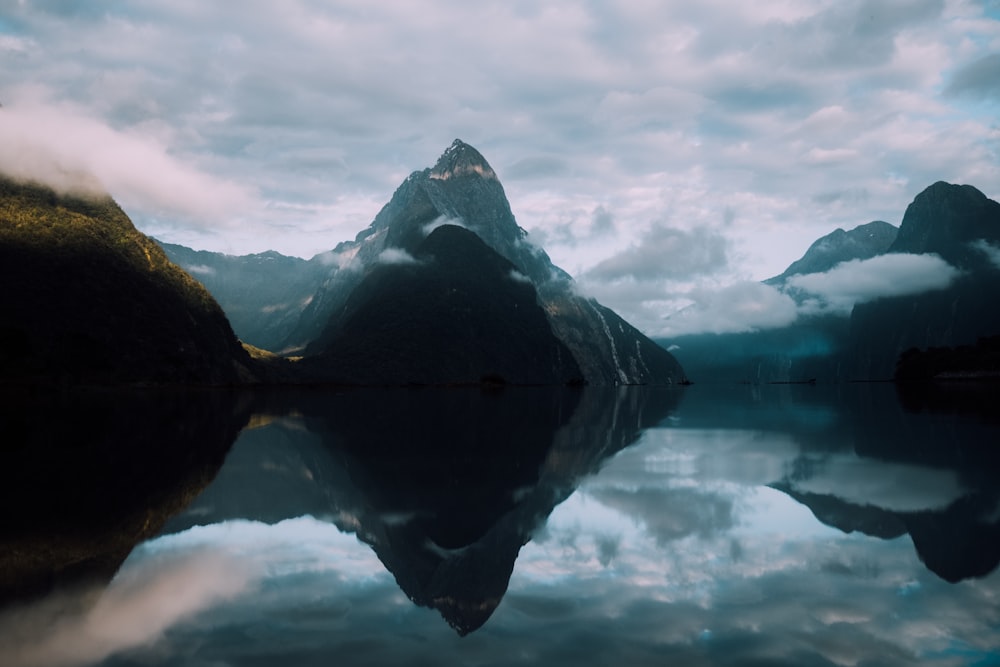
<box><xmin>773</xmin><ymin>482</ymin><xmax>1000</xmax><ymax>583</ymax></box>
<box><xmin>156</xmin><ymin>386</ymin><xmax>682</xmax><ymax>635</ymax></box>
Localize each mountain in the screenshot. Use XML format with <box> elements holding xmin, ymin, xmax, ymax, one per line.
<box><xmin>0</xmin><ymin>176</ymin><xmax>255</xmax><ymax>384</ymax></box>
<box><xmin>667</xmin><ymin>219</ymin><xmax>899</xmax><ymax>383</ymax></box>
<box><xmin>887</xmin><ymin>181</ymin><xmax>1000</xmax><ymax>268</ymax></box>
<box><xmin>299</xmin><ymin>224</ymin><xmax>583</xmax><ymax>385</ymax></box>
<box><xmin>845</xmin><ymin>182</ymin><xmax>1000</xmax><ymax>379</ymax></box>
<box><xmin>764</xmin><ymin>220</ymin><xmax>897</xmax><ymax>286</ymax></box>
<box><xmin>156</xmin><ymin>241</ymin><xmax>328</xmax><ymax>352</ymax></box>
<box><xmin>273</xmin><ymin>140</ymin><xmax>684</xmax><ymax>385</ymax></box>
<box><xmin>0</xmin><ymin>387</ymin><xmax>249</xmax><ymax>605</ymax></box>
<box><xmin>665</xmin><ymin>182</ymin><xmax>1000</xmax><ymax>383</ymax></box>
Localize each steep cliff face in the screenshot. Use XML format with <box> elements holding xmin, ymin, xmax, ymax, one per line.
<box><xmin>845</xmin><ymin>182</ymin><xmax>1000</xmax><ymax>379</ymax></box>
<box><xmin>0</xmin><ymin>176</ymin><xmax>253</xmax><ymax>384</ymax></box>
<box><xmin>888</xmin><ymin>181</ymin><xmax>1000</xmax><ymax>269</ymax></box>
<box><xmin>285</xmin><ymin>140</ymin><xmax>686</xmax><ymax>385</ymax></box>
<box><xmin>302</xmin><ymin>224</ymin><xmax>583</xmax><ymax>386</ymax></box>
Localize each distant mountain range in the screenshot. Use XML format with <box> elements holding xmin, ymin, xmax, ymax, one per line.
<box><xmin>663</xmin><ymin>181</ymin><xmax>1000</xmax><ymax>383</ymax></box>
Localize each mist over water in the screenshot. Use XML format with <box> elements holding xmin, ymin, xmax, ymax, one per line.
<box><xmin>2</xmin><ymin>384</ymin><xmax>998</xmax><ymax>666</ymax></box>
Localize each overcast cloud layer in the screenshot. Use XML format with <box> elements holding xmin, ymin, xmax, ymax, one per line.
<box><xmin>1</xmin><ymin>1</ymin><xmax>998</xmax><ymax>335</ymax></box>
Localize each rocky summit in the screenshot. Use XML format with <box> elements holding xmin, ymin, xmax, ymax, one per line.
<box><xmin>287</xmin><ymin>139</ymin><xmax>687</xmax><ymax>385</ymax></box>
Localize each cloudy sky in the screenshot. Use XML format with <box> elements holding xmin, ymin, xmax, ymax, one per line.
<box><xmin>1</xmin><ymin>1</ymin><xmax>999</xmax><ymax>335</ymax></box>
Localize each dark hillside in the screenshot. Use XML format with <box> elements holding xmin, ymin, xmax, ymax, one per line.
<box><xmin>0</xmin><ymin>177</ymin><xmax>253</xmax><ymax>384</ymax></box>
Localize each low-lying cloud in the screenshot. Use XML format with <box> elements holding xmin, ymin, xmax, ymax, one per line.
<box><xmin>972</xmin><ymin>239</ymin><xmax>1000</xmax><ymax>269</ymax></box>
<box><xmin>376</xmin><ymin>247</ymin><xmax>421</xmax><ymax>266</ymax></box>
<box><xmin>787</xmin><ymin>253</ymin><xmax>961</xmax><ymax>315</ymax></box>
<box><xmin>422</xmin><ymin>215</ymin><xmax>466</xmax><ymax>236</ymax></box>
<box><xmin>662</xmin><ymin>281</ymin><xmax>799</xmax><ymax>336</ymax></box>
<box><xmin>0</xmin><ymin>92</ymin><xmax>256</xmax><ymax>222</ymax></box>
<box><xmin>586</xmin><ymin>226</ymin><xmax>729</xmax><ymax>282</ymax></box>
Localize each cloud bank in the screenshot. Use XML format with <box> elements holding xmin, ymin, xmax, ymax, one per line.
<box><xmin>0</xmin><ymin>93</ymin><xmax>256</xmax><ymax>222</ymax></box>
<box><xmin>787</xmin><ymin>252</ymin><xmax>961</xmax><ymax>314</ymax></box>
<box><xmin>661</xmin><ymin>281</ymin><xmax>799</xmax><ymax>336</ymax></box>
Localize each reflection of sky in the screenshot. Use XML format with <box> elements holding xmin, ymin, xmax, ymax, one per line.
<box><xmin>4</xmin><ymin>424</ymin><xmax>998</xmax><ymax>666</ymax></box>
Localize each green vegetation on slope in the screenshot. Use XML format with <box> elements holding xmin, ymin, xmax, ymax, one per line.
<box><xmin>0</xmin><ymin>177</ymin><xmax>253</xmax><ymax>384</ymax></box>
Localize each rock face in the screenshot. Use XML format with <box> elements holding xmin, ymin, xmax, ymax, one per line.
<box><xmin>846</xmin><ymin>182</ymin><xmax>1000</xmax><ymax>379</ymax></box>
<box><xmin>301</xmin><ymin>224</ymin><xmax>583</xmax><ymax>385</ymax></box>
<box><xmin>285</xmin><ymin>139</ymin><xmax>686</xmax><ymax>385</ymax></box>
<box><xmin>0</xmin><ymin>177</ymin><xmax>253</xmax><ymax>384</ymax></box>
<box><xmin>157</xmin><ymin>242</ymin><xmax>328</xmax><ymax>352</ymax></box>
<box><xmin>888</xmin><ymin>181</ymin><xmax>1000</xmax><ymax>268</ymax></box>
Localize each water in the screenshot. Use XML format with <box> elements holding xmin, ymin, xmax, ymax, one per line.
<box><xmin>1</xmin><ymin>383</ymin><xmax>998</xmax><ymax>666</ymax></box>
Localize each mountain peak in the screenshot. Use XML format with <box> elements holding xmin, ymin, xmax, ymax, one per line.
<box><xmin>889</xmin><ymin>181</ymin><xmax>1000</xmax><ymax>266</ymax></box>
<box><xmin>430</xmin><ymin>139</ymin><xmax>497</xmax><ymax>181</ymax></box>
<box><xmin>766</xmin><ymin>219</ymin><xmax>897</xmax><ymax>284</ymax></box>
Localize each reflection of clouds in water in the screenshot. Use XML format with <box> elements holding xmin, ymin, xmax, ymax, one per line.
<box><xmin>788</xmin><ymin>457</ymin><xmax>966</xmax><ymax>513</ymax></box>
<box><xmin>509</xmin><ymin>489</ymin><xmax>1000</xmax><ymax>666</ymax></box>
<box><xmin>6</xmin><ymin>508</ymin><xmax>994</xmax><ymax>667</ymax></box>
<box><xmin>0</xmin><ymin>548</ymin><xmax>254</xmax><ymax>667</ymax></box>
<box><xmin>6</xmin><ymin>417</ymin><xmax>998</xmax><ymax>667</ymax></box>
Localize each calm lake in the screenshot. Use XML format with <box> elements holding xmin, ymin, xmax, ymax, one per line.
<box><xmin>1</xmin><ymin>383</ymin><xmax>998</xmax><ymax>666</ymax></box>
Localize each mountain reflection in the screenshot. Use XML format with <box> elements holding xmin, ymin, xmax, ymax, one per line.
<box><xmin>0</xmin><ymin>387</ymin><xmax>250</xmax><ymax>605</ymax></box>
<box><xmin>666</xmin><ymin>383</ymin><xmax>1000</xmax><ymax>584</ymax></box>
<box><xmin>160</xmin><ymin>386</ymin><xmax>682</xmax><ymax>634</ymax></box>
<box><xmin>3</xmin><ymin>383</ymin><xmax>1000</xmax><ymax>666</ymax></box>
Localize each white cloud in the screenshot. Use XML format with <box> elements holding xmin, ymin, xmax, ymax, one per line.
<box><xmin>0</xmin><ymin>548</ymin><xmax>256</xmax><ymax>667</ymax></box>
<box><xmin>661</xmin><ymin>281</ymin><xmax>799</xmax><ymax>336</ymax></box>
<box><xmin>507</xmin><ymin>269</ymin><xmax>532</xmax><ymax>284</ymax></box>
<box><xmin>183</xmin><ymin>264</ymin><xmax>215</xmax><ymax>276</ymax></box>
<box><xmin>787</xmin><ymin>253</ymin><xmax>961</xmax><ymax>314</ymax></box>
<box><xmin>0</xmin><ymin>91</ymin><xmax>257</xmax><ymax>223</ymax></box>
<box><xmin>376</xmin><ymin>247</ymin><xmax>421</xmax><ymax>266</ymax></box>
<box><xmin>422</xmin><ymin>214</ymin><xmax>466</xmax><ymax>236</ymax></box>
<box><xmin>972</xmin><ymin>239</ymin><xmax>1000</xmax><ymax>268</ymax></box>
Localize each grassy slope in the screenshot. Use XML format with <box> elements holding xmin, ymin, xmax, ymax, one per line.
<box><xmin>0</xmin><ymin>177</ymin><xmax>253</xmax><ymax>384</ymax></box>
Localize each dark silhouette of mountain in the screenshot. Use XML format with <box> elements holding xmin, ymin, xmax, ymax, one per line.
<box><xmin>301</xmin><ymin>224</ymin><xmax>582</xmax><ymax>385</ymax></box>
<box><xmin>845</xmin><ymin>182</ymin><xmax>1000</xmax><ymax>379</ymax></box>
<box><xmin>774</xmin><ymin>484</ymin><xmax>1000</xmax><ymax>583</ymax></box>
<box><xmin>764</xmin><ymin>220</ymin><xmax>897</xmax><ymax>286</ymax></box>
<box><xmin>156</xmin><ymin>241</ymin><xmax>329</xmax><ymax>352</ymax></box>
<box><xmin>771</xmin><ymin>378</ymin><xmax>1000</xmax><ymax>583</ymax></box>
<box><xmin>0</xmin><ymin>387</ymin><xmax>250</xmax><ymax>605</ymax></box>
<box><xmin>282</xmin><ymin>140</ymin><xmax>685</xmax><ymax>385</ymax></box>
<box><xmin>887</xmin><ymin>181</ymin><xmax>1000</xmax><ymax>268</ymax></box>
<box><xmin>0</xmin><ymin>176</ymin><xmax>255</xmax><ymax>385</ymax></box>
<box><xmin>664</xmin><ymin>219</ymin><xmax>896</xmax><ymax>383</ymax></box>
<box><xmin>664</xmin><ymin>182</ymin><xmax>1000</xmax><ymax>383</ymax></box>
<box><xmin>159</xmin><ymin>385</ymin><xmax>683</xmax><ymax>634</ymax></box>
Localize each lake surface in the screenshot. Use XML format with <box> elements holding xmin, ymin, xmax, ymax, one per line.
<box><xmin>1</xmin><ymin>383</ymin><xmax>999</xmax><ymax>666</ymax></box>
